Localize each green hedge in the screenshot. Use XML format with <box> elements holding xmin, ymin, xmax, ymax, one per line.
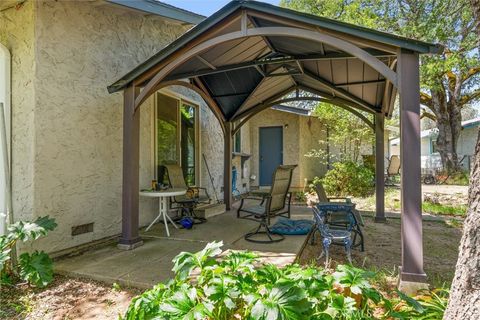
<box><xmin>320</xmin><ymin>161</ymin><xmax>374</xmax><ymax>198</ymax></box>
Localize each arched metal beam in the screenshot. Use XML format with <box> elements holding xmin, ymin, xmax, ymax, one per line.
<box><xmin>232</xmin><ymin>95</ymin><xmax>374</xmax><ymax>135</ymax></box>
<box><xmin>134</xmin><ymin>26</ymin><xmax>398</xmax><ymax>112</ymax></box>
<box><xmin>274</xmin><ymin>97</ymin><xmax>374</xmax><ymax>130</ymax></box>
<box><xmin>152</xmin><ymin>80</ymin><xmax>227</xmax><ymax>136</ymax></box>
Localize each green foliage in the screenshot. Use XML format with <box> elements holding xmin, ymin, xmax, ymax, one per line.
<box><xmin>0</xmin><ymin>216</ymin><xmax>57</xmax><ymax>288</ymax></box>
<box><xmin>422</xmin><ymin>202</ymin><xmax>467</xmax><ymax>216</ymax></box>
<box><xmin>18</xmin><ymin>251</ymin><xmax>54</xmax><ymax>288</ymax></box>
<box><xmin>122</xmin><ymin>241</ymin><xmax>448</xmax><ymax>320</ymax></box>
<box><xmin>321</xmin><ymin>161</ymin><xmax>374</xmax><ymax>197</ymax></box>
<box><xmin>305</xmin><ymin>103</ymin><xmax>374</xmax><ymax>164</ymax></box>
<box><xmin>281</xmin><ymin>0</ymin><xmax>479</xmax><ymax>172</ymax></box>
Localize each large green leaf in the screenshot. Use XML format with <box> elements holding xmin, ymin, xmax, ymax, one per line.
<box><xmin>172</xmin><ymin>241</ymin><xmax>223</xmax><ymax>280</ymax></box>
<box><xmin>7</xmin><ymin>216</ymin><xmax>57</xmax><ymax>242</ymax></box>
<box><xmin>247</xmin><ymin>280</ymin><xmax>312</xmax><ymax>320</ymax></box>
<box><xmin>160</xmin><ymin>285</ymin><xmax>213</xmax><ymax>319</ymax></box>
<box><xmin>332</xmin><ymin>264</ymin><xmax>373</xmax><ymax>295</ymax></box>
<box><xmin>18</xmin><ymin>251</ymin><xmax>54</xmax><ymax>287</ymax></box>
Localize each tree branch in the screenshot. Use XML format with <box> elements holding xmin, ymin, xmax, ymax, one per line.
<box><xmin>421</xmin><ymin>110</ymin><xmax>437</xmax><ymax>121</ymax></box>
<box><xmin>420</xmin><ymin>92</ymin><xmax>433</xmax><ymax>108</ymax></box>
<box><xmin>460</xmin><ymin>88</ymin><xmax>480</xmax><ymax>105</ymax></box>
<box><xmin>463</xmin><ymin>67</ymin><xmax>480</xmax><ymax>82</ymax></box>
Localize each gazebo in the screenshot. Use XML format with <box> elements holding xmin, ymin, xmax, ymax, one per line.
<box><xmin>108</xmin><ymin>0</ymin><xmax>442</xmax><ymax>288</ymax></box>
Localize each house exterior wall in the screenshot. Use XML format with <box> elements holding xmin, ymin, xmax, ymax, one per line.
<box><xmin>299</xmin><ymin>115</ymin><xmax>327</xmax><ymax>186</ymax></box>
<box><xmin>248</xmin><ymin>108</ymin><xmax>378</xmax><ymax>189</ymax></box>
<box><xmin>457</xmin><ymin>126</ymin><xmax>478</xmax><ymax>156</ymax></box>
<box><xmin>0</xmin><ymin>0</ymin><xmax>36</xmax><ymax>223</ymax></box>
<box><xmin>3</xmin><ymin>0</ymin><xmax>190</xmax><ymax>253</ymax></box>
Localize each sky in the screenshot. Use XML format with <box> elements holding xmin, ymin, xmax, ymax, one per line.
<box><xmin>161</xmin><ymin>0</ymin><xmax>280</xmax><ymax>17</ymax></box>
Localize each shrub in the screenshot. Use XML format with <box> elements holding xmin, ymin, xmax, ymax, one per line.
<box><xmin>123</xmin><ymin>241</ymin><xmax>448</xmax><ymax>320</ymax></box>
<box><xmin>1</xmin><ymin>216</ymin><xmax>57</xmax><ymax>287</ymax></box>
<box><xmin>321</xmin><ymin>161</ymin><xmax>374</xmax><ymax>197</ymax></box>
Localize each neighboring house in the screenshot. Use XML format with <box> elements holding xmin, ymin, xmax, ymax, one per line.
<box><xmin>389</xmin><ymin>117</ymin><xmax>480</xmax><ymax>171</ymax></box>
<box><xmin>0</xmin><ymin>0</ymin><xmax>384</xmax><ymax>255</ymax></box>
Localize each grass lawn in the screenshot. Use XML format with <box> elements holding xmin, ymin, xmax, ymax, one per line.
<box><xmin>352</xmin><ymin>187</ymin><xmax>468</xmax><ymax>217</ymax></box>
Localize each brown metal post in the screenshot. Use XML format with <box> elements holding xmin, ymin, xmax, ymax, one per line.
<box><xmin>374</xmin><ymin>113</ymin><xmax>386</xmax><ymax>222</ymax></box>
<box><xmin>118</xmin><ymin>85</ymin><xmax>143</xmax><ymax>250</ymax></box>
<box><xmin>398</xmin><ymin>49</ymin><xmax>427</xmax><ymax>285</ymax></box>
<box><xmin>224</xmin><ymin>121</ymin><xmax>233</xmax><ymax>210</ymax></box>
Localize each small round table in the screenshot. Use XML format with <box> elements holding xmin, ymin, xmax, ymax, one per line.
<box><xmin>140</xmin><ymin>188</ymin><xmax>187</xmax><ymax>236</ymax></box>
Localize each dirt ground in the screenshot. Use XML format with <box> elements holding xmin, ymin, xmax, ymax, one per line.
<box><xmin>0</xmin><ymin>275</ymin><xmax>141</xmax><ymax>320</ymax></box>
<box><xmin>298</xmin><ymin>216</ymin><xmax>462</xmax><ymax>287</ymax></box>
<box><xmin>1</xmin><ymin>215</ymin><xmax>462</xmax><ymax>319</ymax></box>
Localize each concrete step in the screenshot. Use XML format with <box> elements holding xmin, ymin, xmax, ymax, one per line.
<box><xmin>194</xmin><ymin>203</ymin><xmax>226</xmax><ymax>219</ymax></box>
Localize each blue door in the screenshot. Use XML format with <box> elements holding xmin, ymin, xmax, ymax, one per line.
<box><xmin>259</xmin><ymin>126</ymin><xmax>283</xmax><ymax>186</ymax></box>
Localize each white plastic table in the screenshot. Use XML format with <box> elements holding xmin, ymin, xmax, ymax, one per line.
<box><xmin>140</xmin><ymin>188</ymin><xmax>187</xmax><ymax>236</ymax></box>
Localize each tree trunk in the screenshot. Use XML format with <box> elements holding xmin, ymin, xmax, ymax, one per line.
<box><xmin>430</xmin><ymin>89</ymin><xmax>462</xmax><ymax>173</ymax></box>
<box><xmin>443</xmin><ymin>128</ymin><xmax>480</xmax><ymax>319</ymax></box>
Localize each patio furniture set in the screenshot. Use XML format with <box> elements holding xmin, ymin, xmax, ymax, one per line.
<box><xmin>142</xmin><ymin>163</ymin><xmax>365</xmax><ymax>263</ymax></box>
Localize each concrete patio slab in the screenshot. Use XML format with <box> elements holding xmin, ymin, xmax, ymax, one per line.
<box><xmin>55</xmin><ymin>206</ymin><xmax>311</xmax><ymax>289</ymax></box>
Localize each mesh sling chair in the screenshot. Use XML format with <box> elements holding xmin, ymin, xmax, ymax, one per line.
<box><xmin>237</xmin><ymin>165</ymin><xmax>296</xmax><ymax>243</ymax></box>
<box><xmin>385</xmin><ymin>155</ymin><xmax>401</xmax><ymax>185</ymax></box>
<box><xmin>162</xmin><ymin>164</ymin><xmax>211</xmax><ymax>222</ymax></box>
<box><xmin>314</xmin><ymin>183</ymin><xmax>365</xmax><ymax>251</ymax></box>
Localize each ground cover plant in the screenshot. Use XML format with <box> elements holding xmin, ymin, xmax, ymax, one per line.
<box><xmin>123</xmin><ymin>241</ymin><xmax>448</xmax><ymax>320</ymax></box>
<box><xmin>312</xmin><ymin>161</ymin><xmax>374</xmax><ymax>198</ymax></box>
<box><xmin>0</xmin><ymin>216</ymin><xmax>57</xmax><ymax>288</ymax></box>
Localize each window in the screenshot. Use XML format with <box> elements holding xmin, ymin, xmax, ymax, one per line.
<box><xmin>155</xmin><ymin>92</ymin><xmax>199</xmax><ymax>186</ymax></box>
<box><xmin>234</xmin><ymin>128</ymin><xmax>241</xmax><ymax>153</ymax></box>
<box><xmin>431</xmin><ymin>139</ymin><xmax>438</xmax><ymax>154</ymax></box>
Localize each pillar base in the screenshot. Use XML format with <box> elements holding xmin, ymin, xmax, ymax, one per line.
<box><xmin>374</xmin><ymin>216</ymin><xmax>387</xmax><ymax>223</ymax></box>
<box><xmin>398</xmin><ymin>267</ymin><xmax>428</xmax><ymax>295</ymax></box>
<box><xmin>117</xmin><ymin>237</ymin><xmax>143</xmax><ymax>250</ymax></box>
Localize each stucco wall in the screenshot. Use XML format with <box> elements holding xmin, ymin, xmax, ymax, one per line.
<box><xmin>299</xmin><ymin>116</ymin><xmax>327</xmax><ymax>184</ymax></box>
<box><xmin>12</xmin><ymin>0</ymin><xmax>190</xmax><ymax>253</ymax></box>
<box><xmin>0</xmin><ymin>0</ymin><xmax>36</xmax><ymax>223</ymax></box>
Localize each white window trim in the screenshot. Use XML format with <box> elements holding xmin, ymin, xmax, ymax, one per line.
<box><xmin>153</xmin><ymin>89</ymin><xmax>201</xmax><ymax>186</ymax></box>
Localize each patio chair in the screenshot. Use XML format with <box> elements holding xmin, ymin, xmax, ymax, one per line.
<box><xmin>312</xmin><ymin>204</ymin><xmax>352</xmax><ymax>266</ymax></box>
<box><xmin>162</xmin><ymin>164</ymin><xmax>211</xmax><ymax>221</ymax></box>
<box><xmin>385</xmin><ymin>155</ymin><xmax>401</xmax><ymax>184</ymax></box>
<box><xmin>237</xmin><ymin>165</ymin><xmax>296</xmax><ymax>243</ymax></box>
<box><xmin>314</xmin><ymin>183</ymin><xmax>364</xmax><ymax>251</ymax></box>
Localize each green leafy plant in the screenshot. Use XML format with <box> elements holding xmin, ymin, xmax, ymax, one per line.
<box><xmin>123</xmin><ymin>241</ymin><xmax>448</xmax><ymax>320</ymax></box>
<box><xmin>321</xmin><ymin>161</ymin><xmax>374</xmax><ymax>197</ymax></box>
<box><xmin>0</xmin><ymin>216</ymin><xmax>57</xmax><ymax>287</ymax></box>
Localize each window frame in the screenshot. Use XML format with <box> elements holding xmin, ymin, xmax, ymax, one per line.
<box><xmin>234</xmin><ymin>127</ymin><xmax>242</xmax><ymax>153</ymax></box>
<box><xmin>154</xmin><ymin>91</ymin><xmax>201</xmax><ymax>186</ymax></box>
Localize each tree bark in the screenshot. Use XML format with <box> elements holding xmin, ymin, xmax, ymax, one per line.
<box><xmin>430</xmin><ymin>88</ymin><xmax>463</xmax><ymax>172</ymax></box>
<box><xmin>443</xmin><ymin>128</ymin><xmax>480</xmax><ymax>319</ymax></box>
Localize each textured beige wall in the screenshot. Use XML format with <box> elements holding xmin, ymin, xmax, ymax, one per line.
<box><xmin>0</xmin><ymin>1</ymin><xmax>36</xmax><ymax>223</ymax></box>
<box><xmin>249</xmin><ymin>109</ymin><xmax>302</xmax><ymax>188</ymax></box>
<box><xmin>299</xmin><ymin>116</ymin><xmax>327</xmax><ymax>184</ymax></box>
<box><xmin>8</xmin><ymin>0</ymin><xmax>190</xmax><ymax>252</ymax></box>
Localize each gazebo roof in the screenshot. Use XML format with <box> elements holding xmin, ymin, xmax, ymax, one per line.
<box><xmin>108</xmin><ymin>0</ymin><xmax>442</xmax><ymax>120</ymax></box>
